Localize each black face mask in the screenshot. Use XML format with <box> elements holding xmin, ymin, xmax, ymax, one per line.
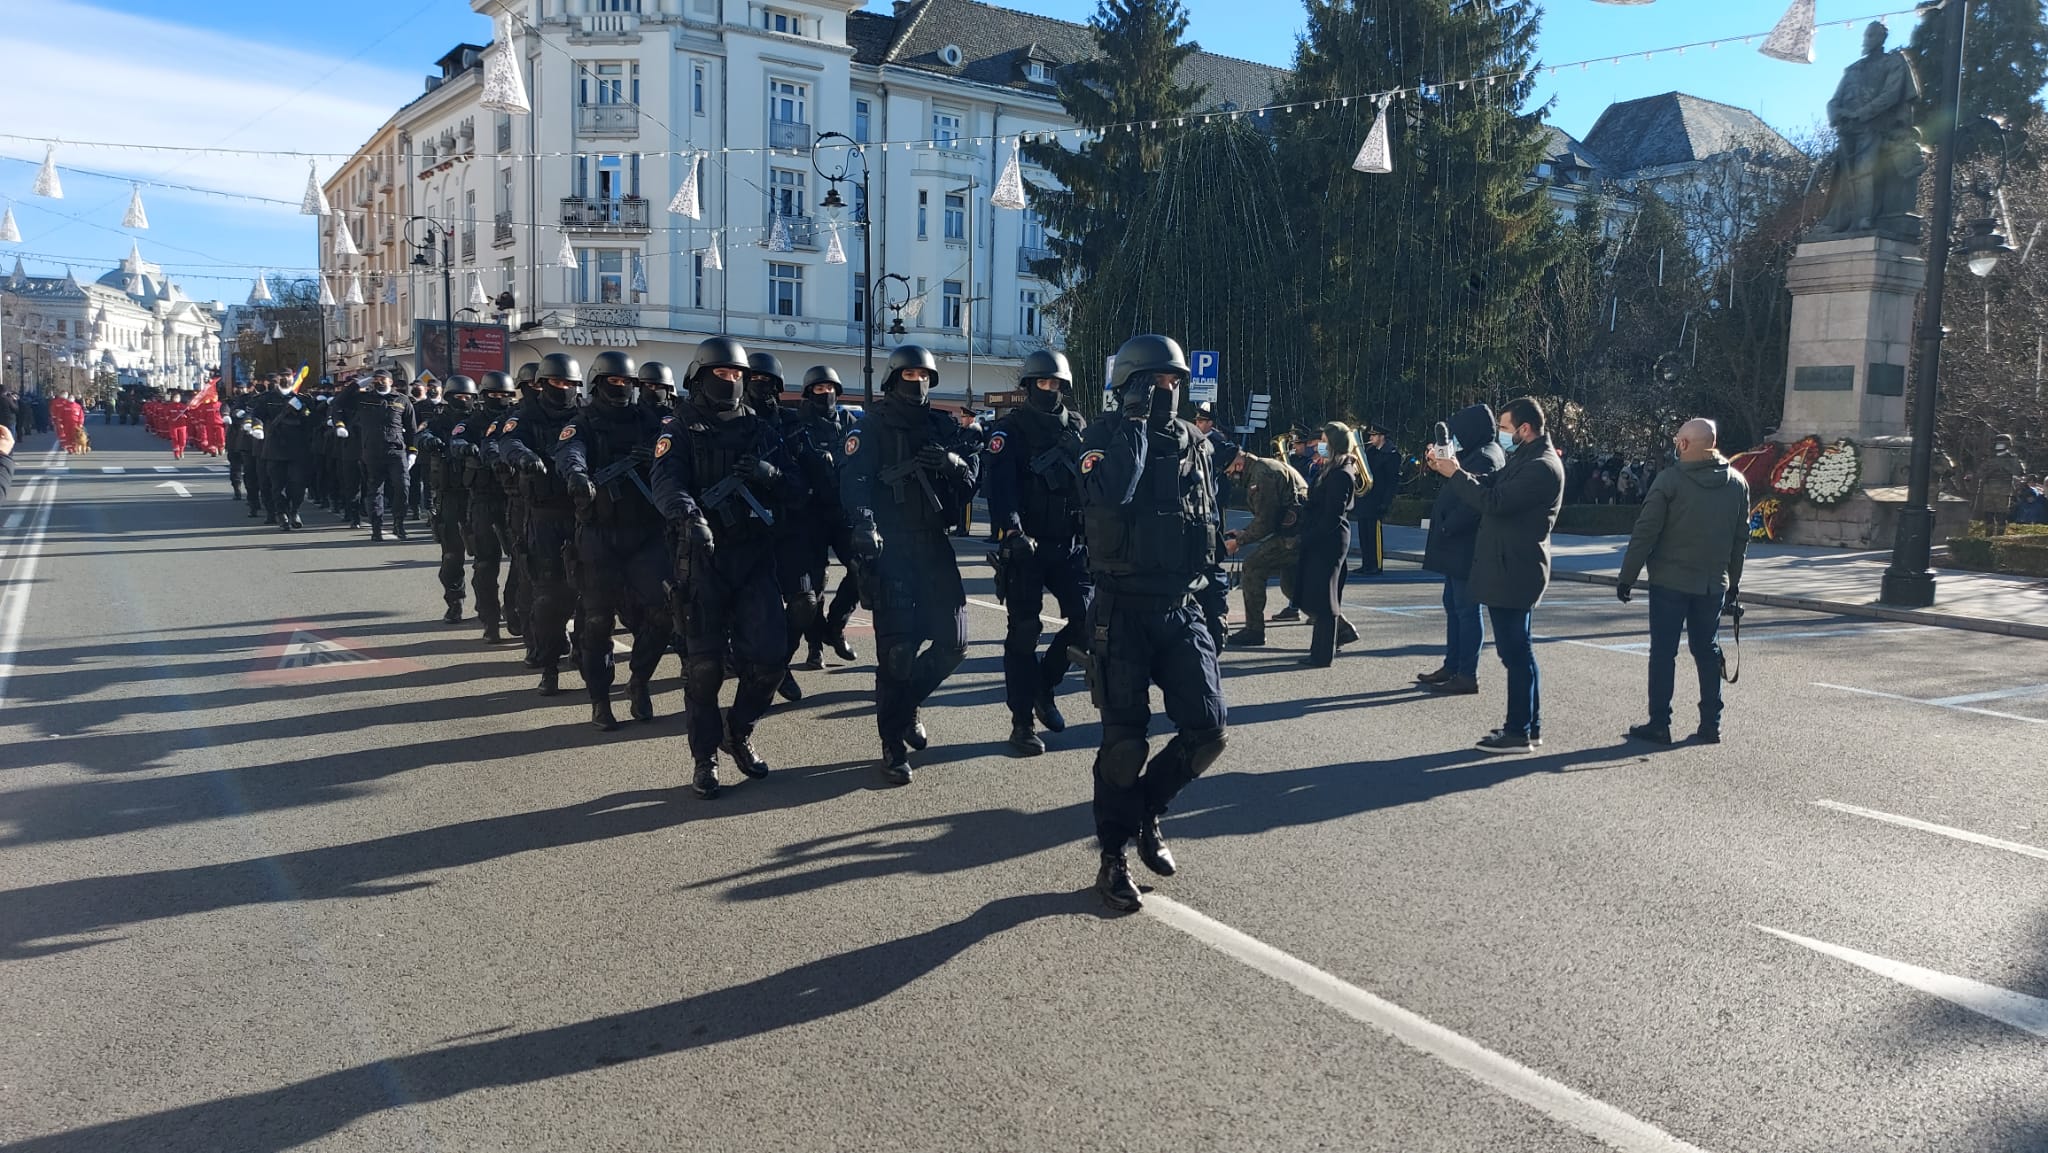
<box><xmin>1025</xmin><ymin>384</ymin><xmax>1064</xmax><ymax>413</ymax></box>
<box><xmin>747</xmin><ymin>377</ymin><xmax>782</xmax><ymax>410</ymax></box>
<box><xmin>804</xmin><ymin>391</ymin><xmax>837</xmax><ymax>417</ymax></box>
<box><xmin>447</xmin><ymin>395</ymin><xmax>473</xmax><ymax>412</ymax></box>
<box><xmin>1147</xmin><ymin>384</ymin><xmax>1178</xmax><ymax>432</ymax></box>
<box><xmin>591</xmin><ymin>379</ymin><xmax>633</xmax><ymax>408</ymax></box>
<box><xmin>481</xmin><ymin>394</ymin><xmax>513</xmax><ymax>413</ymax></box>
<box><xmin>890</xmin><ymin>376</ymin><xmax>931</xmax><ymax>406</ymax></box>
<box><xmin>698</xmin><ymin>375</ymin><xmax>742</xmax><ymax>412</ymax></box>
<box><xmin>540</xmin><ymin>384</ymin><xmax>574</xmax><ymax>414</ymax></box>
<box><xmin>641</xmin><ymin>387</ymin><xmax>673</xmax><ymax>410</ymax></box>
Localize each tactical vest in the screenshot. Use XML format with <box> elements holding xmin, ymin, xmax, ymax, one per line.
<box><xmin>866</xmin><ymin>401</ymin><xmax>949</xmax><ymax>538</ymax></box>
<box><xmin>1085</xmin><ymin>418</ymin><xmax>1216</xmax><ymax>583</ymax></box>
<box><xmin>515</xmin><ymin>403</ymin><xmax>577</xmax><ymax>508</ymax></box>
<box><xmin>1004</xmin><ymin>407</ymin><xmax>1084</xmax><ymax>543</ymax></box>
<box><xmin>674</xmin><ymin>407</ymin><xmax>778</xmax><ymax>546</ymax></box>
<box><xmin>576</xmin><ymin>405</ymin><xmax>662</xmax><ymax>527</ymax></box>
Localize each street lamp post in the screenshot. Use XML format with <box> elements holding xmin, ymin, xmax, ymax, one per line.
<box><xmin>405</xmin><ymin>216</ymin><xmax>455</xmax><ymax>382</ymax></box>
<box><xmin>815</xmin><ymin>132</ymin><xmax>876</xmax><ymax>404</ymax></box>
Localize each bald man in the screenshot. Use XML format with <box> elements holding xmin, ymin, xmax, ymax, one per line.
<box><xmin>1616</xmin><ymin>418</ymin><xmax>1751</xmax><ymax>745</ymax></box>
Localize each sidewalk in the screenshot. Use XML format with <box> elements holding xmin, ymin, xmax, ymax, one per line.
<box><xmin>1380</xmin><ymin>524</ymin><xmax>2048</xmax><ymax>641</ymax></box>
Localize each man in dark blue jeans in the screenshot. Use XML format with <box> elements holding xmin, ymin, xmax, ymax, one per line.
<box><xmin>1616</xmin><ymin>418</ymin><xmax>1750</xmax><ymax>744</ymax></box>
<box><xmin>1418</xmin><ymin>403</ymin><xmax>1506</xmax><ymax>695</ymax></box>
<box><xmin>1426</xmin><ymin>396</ymin><xmax>1565</xmax><ymax>753</ymax></box>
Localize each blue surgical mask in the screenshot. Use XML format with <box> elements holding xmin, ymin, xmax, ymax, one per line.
<box><xmin>1314</xmin><ymin>443</ymin><xmax>1329</xmax><ymax>459</ymax></box>
<box><xmin>1497</xmin><ymin>429</ymin><xmax>1517</xmax><ymax>452</ymax></box>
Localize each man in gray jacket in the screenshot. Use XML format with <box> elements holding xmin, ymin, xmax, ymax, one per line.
<box><xmin>1616</xmin><ymin>418</ymin><xmax>1750</xmax><ymax>745</ymax></box>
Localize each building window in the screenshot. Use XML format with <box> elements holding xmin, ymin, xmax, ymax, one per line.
<box><xmin>693</xmin><ymin>64</ymin><xmax>706</xmax><ymax>116</ymax></box>
<box><xmin>763</xmin><ymin>8</ymin><xmax>801</xmax><ymax>35</ymax></box>
<box><xmin>917</xmin><ymin>190</ymin><xmax>928</xmax><ymax>239</ymax></box>
<box><xmin>692</xmin><ymin>253</ymin><xmax>706</xmax><ymax>308</ymax></box>
<box><xmin>943</xmin><ymin>192</ymin><xmax>965</xmax><ymax>242</ymax></box>
<box><xmin>942</xmin><ymin>280</ymin><xmax>963</xmax><ymax>330</ymax></box>
<box><xmin>854</xmin><ymin>99</ymin><xmax>871</xmax><ymax>143</ymax></box>
<box><xmin>1024</xmin><ymin>60</ymin><xmax>1053</xmax><ymax>84</ymax></box>
<box><xmin>932</xmin><ymin>108</ymin><xmax>963</xmax><ymax>147</ymax></box>
<box><xmin>500</xmin><ymin>259</ymin><xmax>514</xmax><ymax>293</ymax></box>
<box><xmin>1018</xmin><ymin>289</ymin><xmax>1041</xmax><ymax>337</ymax></box>
<box><xmin>463</xmin><ymin>189</ymin><xmax>477</xmax><ymax>260</ymax></box>
<box><xmin>573</xmin><ymin>249</ymin><xmax>629</xmax><ymax>303</ymax></box>
<box><xmin>1021</xmin><ymin>208</ymin><xmax>1046</xmax><ymax>251</ymax></box>
<box><xmin>769</xmin><ymin>262</ymin><xmax>803</xmax><ymax>317</ymax></box>
<box><xmin>770</xmin><ymin>168</ymin><xmax>807</xmax><ymax>218</ymax></box>
<box><xmin>769</xmin><ymin>78</ymin><xmax>807</xmax><ymax>126</ymax></box>
<box><xmin>853</xmin><ymin>282</ymin><xmax>866</xmax><ymax>326</ymax></box>
<box><xmin>581</xmin><ymin>61</ymin><xmax>638</xmax><ymax>105</ymax></box>
<box><xmin>575</xmin><ymin>152</ymin><xmax>640</xmax><ymax>201</ymax></box>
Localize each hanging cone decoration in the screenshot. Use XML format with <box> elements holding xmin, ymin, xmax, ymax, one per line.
<box><xmin>630</xmin><ymin>253</ymin><xmax>647</xmax><ymax>294</ymax></box>
<box><xmin>0</xmin><ymin>206</ymin><xmax>19</xmax><ymax>244</ymax></box>
<box><xmin>318</xmin><ymin>277</ymin><xmax>337</xmax><ymax>307</ymax></box>
<box><xmin>824</xmin><ymin>225</ymin><xmax>848</xmax><ymax>265</ymax></box>
<box><xmin>123</xmin><ymin>184</ymin><xmax>149</xmax><ymax>229</ymax></box>
<box><xmin>479</xmin><ymin>12</ymin><xmax>532</xmax><ymax>115</ymax></box>
<box><xmin>125</xmin><ymin>240</ymin><xmax>143</xmax><ymax>271</ymax></box>
<box><xmin>1352</xmin><ymin>99</ymin><xmax>1393</xmax><ymax>174</ymax></box>
<box><xmin>34</xmin><ymin>146</ymin><xmax>62</xmax><ymax>199</ymax></box>
<box><xmin>331</xmin><ymin>216</ymin><xmax>361</xmax><ymax>258</ymax></box>
<box><xmin>301</xmin><ymin>161</ymin><xmax>331</xmax><ymax>215</ymax></box>
<box><xmin>990</xmin><ymin>143</ymin><xmax>1028</xmax><ymax>211</ymax></box>
<box><xmin>557</xmin><ymin>234</ymin><xmax>579</xmax><ymax>268</ymax></box>
<box><xmin>249</xmin><ymin>271</ymin><xmax>273</xmax><ymax>304</ymax></box>
<box><xmin>468</xmin><ymin>271</ymin><xmax>489</xmax><ymax>307</ymax></box>
<box><xmin>346</xmin><ymin>274</ymin><xmax>366</xmax><ymax>306</ymax></box>
<box><xmin>1758</xmin><ymin>0</ymin><xmax>1816</xmax><ymax>64</ymax></box>
<box><xmin>703</xmin><ymin>240</ymin><xmax>723</xmax><ymax>272</ymax></box>
<box><xmin>766</xmin><ymin>216</ymin><xmax>793</xmax><ymax>252</ymax></box>
<box><xmin>668</xmin><ymin>152</ymin><xmax>703</xmax><ymax>219</ymax></box>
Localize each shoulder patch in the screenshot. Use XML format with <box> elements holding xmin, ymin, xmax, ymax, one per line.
<box><xmin>1079</xmin><ymin>449</ymin><xmax>1106</xmax><ymax>474</ymax></box>
<box><xmin>502</xmin><ymin>418</ymin><xmax>519</xmax><ymax>434</ymax></box>
<box><xmin>844</xmin><ymin>432</ymin><xmax>861</xmax><ymax>457</ymax></box>
<box><xmin>655</xmin><ymin>434</ymin><xmax>673</xmax><ymax>459</ymax></box>
<box><xmin>987</xmin><ymin>431</ymin><xmax>1007</xmax><ymax>455</ymax></box>
<box><xmin>452</xmin><ymin>423</ymin><xmax>466</xmax><ymax>437</ymax></box>
<box><xmin>558</xmin><ymin>424</ymin><xmax>578</xmax><ymax>442</ymax></box>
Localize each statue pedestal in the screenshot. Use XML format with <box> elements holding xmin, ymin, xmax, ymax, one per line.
<box><xmin>1774</xmin><ymin>436</ymin><xmax>1970</xmax><ymax>550</ymax></box>
<box><xmin>1777</xmin><ymin>235</ymin><xmax>1923</xmax><ymax>443</ymax></box>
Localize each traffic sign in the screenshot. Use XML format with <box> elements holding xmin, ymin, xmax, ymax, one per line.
<box><xmin>1243</xmin><ymin>392</ymin><xmax>1272</xmax><ymax>434</ymax></box>
<box><xmin>1189</xmin><ymin>351</ymin><xmax>1219</xmax><ymax>404</ymax></box>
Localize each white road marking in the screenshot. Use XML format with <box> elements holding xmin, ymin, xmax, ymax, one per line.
<box><xmin>152</xmin><ymin>465</ymin><xmax>177</xmax><ymax>473</ymax></box>
<box><xmin>1925</xmin><ymin>682</ymin><xmax>2048</xmax><ymax>707</ymax></box>
<box><xmin>1815</xmin><ymin>682</ymin><xmax>2046</xmax><ymax>726</ymax></box>
<box><xmin>1812</xmin><ymin>800</ymin><xmax>2048</xmax><ymax>863</ymax></box>
<box><xmin>1757</xmin><ymin>925</ymin><xmax>2048</xmax><ymax>1040</ymax></box>
<box><xmin>13</xmin><ymin>481</ymin><xmax>39</xmax><ymax>502</ymax></box>
<box><xmin>1146</xmin><ymin>895</ymin><xmax>1714</xmax><ymax>1153</ymax></box>
<box><xmin>156</xmin><ymin>480</ymin><xmax>192</xmax><ymax>498</ymax></box>
<box><xmin>0</xmin><ymin>458</ymin><xmax>60</xmax><ymax>710</ymax></box>
<box><xmin>100</xmin><ymin>466</ymin><xmax>125</xmax><ymax>474</ymax></box>
<box><xmin>965</xmin><ymin>596</ymin><xmax>1068</xmax><ymax>628</ymax></box>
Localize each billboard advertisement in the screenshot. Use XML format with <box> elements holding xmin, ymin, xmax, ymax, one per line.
<box><xmin>412</xmin><ymin>320</ymin><xmax>510</xmax><ymax>380</ymax></box>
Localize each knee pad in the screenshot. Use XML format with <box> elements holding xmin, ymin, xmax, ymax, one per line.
<box><xmin>1096</xmin><ymin>735</ymin><xmax>1148</xmax><ymax>789</ymax></box>
<box><xmin>685</xmin><ymin>653</ymin><xmax>724</xmax><ymax>690</ymax></box>
<box><xmin>929</xmin><ymin>642</ymin><xmax>967</xmax><ymax>678</ymax></box>
<box><xmin>1183</xmin><ymin>727</ymin><xmax>1228</xmax><ymax>779</ymax></box>
<box><xmin>881</xmin><ymin>641</ymin><xmax>920</xmax><ymax>681</ymax></box>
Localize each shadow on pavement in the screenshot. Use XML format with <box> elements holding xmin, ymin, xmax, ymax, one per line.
<box><xmin>0</xmin><ymin>891</ymin><xmax>1083</xmax><ymax>1153</ymax></box>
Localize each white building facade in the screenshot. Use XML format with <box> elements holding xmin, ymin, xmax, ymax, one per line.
<box><xmin>2</xmin><ymin>248</ymin><xmax>223</xmax><ymax>393</ymax></box>
<box><xmin>324</xmin><ymin>0</ymin><xmax>1284</xmax><ymax>400</ymax></box>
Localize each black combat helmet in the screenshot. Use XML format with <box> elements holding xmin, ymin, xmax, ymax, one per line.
<box><xmin>478</xmin><ymin>370</ymin><xmax>516</xmax><ymax>396</ymax></box>
<box><xmin>538</xmin><ymin>352</ymin><xmax>583</xmax><ymax>384</ymax></box>
<box><xmin>687</xmin><ymin>336</ymin><xmax>751</xmax><ymax>411</ymax></box>
<box><xmin>1021</xmin><ymin>349</ymin><xmax>1072</xmax><ymax>412</ymax></box>
<box><xmin>1110</xmin><ymin>334</ymin><xmax>1188</xmax><ymax>418</ymax></box>
<box><xmin>443</xmin><ymin>375</ymin><xmax>479</xmax><ymax>396</ymax></box>
<box><xmin>747</xmin><ymin>352</ymin><xmax>787</xmax><ymax>409</ymax></box>
<box><xmin>589</xmin><ymin>350</ymin><xmax>638</xmax><ymax>408</ymax></box>
<box><xmin>802</xmin><ymin>364</ymin><xmax>843</xmax><ymax>394</ymax></box>
<box><xmin>515</xmin><ymin>361</ymin><xmax>539</xmax><ymax>395</ymax></box>
<box><xmin>635</xmin><ymin>361</ymin><xmax>676</xmax><ymax>390</ymax></box>
<box><xmin>884</xmin><ymin>344</ymin><xmax>940</xmax><ymax>404</ymax></box>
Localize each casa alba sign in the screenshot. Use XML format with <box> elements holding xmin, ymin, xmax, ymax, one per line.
<box><xmin>559</xmin><ymin>327</ymin><xmax>640</xmax><ymax>348</ymax></box>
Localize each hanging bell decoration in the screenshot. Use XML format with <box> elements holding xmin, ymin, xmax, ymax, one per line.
<box><xmin>346</xmin><ymin>274</ymin><xmax>366</xmax><ymax>307</ymax></box>
<box><xmin>301</xmin><ymin>161</ymin><xmax>331</xmax><ymax>215</ymax></box>
<box><xmin>1759</xmin><ymin>0</ymin><xmax>1816</xmax><ymax>64</ymax></box>
<box><xmin>630</xmin><ymin>252</ymin><xmax>647</xmax><ymax>294</ymax></box>
<box><xmin>703</xmin><ymin>240</ymin><xmax>723</xmax><ymax>272</ymax></box>
<box><xmin>668</xmin><ymin>152</ymin><xmax>703</xmax><ymax>220</ymax></box>
<box><xmin>479</xmin><ymin>12</ymin><xmax>532</xmax><ymax>115</ymax></box>
<box><xmin>1352</xmin><ymin>97</ymin><xmax>1393</xmax><ymax>174</ymax></box>
<box><xmin>990</xmin><ymin>142</ymin><xmax>1029</xmax><ymax>211</ymax></box>
<box><xmin>557</xmin><ymin>234</ymin><xmax>579</xmax><ymax>268</ymax></box>
<box><xmin>1</xmin><ymin>206</ymin><xmax>23</xmax><ymax>245</ymax></box>
<box><xmin>123</xmin><ymin>184</ymin><xmax>149</xmax><ymax>230</ymax></box>
<box><xmin>318</xmin><ymin>277</ymin><xmax>337</xmax><ymax>307</ymax></box>
<box><xmin>825</xmin><ymin>226</ymin><xmax>848</xmax><ymax>265</ymax></box>
<box><xmin>766</xmin><ymin>216</ymin><xmax>793</xmax><ymax>253</ymax></box>
<box><xmin>331</xmin><ymin>216</ymin><xmax>361</xmax><ymax>259</ymax></box>
<box><xmin>34</xmin><ymin>145</ymin><xmax>62</xmax><ymax>199</ymax></box>
<box><xmin>468</xmin><ymin>271</ymin><xmax>489</xmax><ymax>307</ymax></box>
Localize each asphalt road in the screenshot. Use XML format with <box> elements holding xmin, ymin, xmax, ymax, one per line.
<box><xmin>2</xmin><ymin>423</ymin><xmax>2043</xmax><ymax>1153</ymax></box>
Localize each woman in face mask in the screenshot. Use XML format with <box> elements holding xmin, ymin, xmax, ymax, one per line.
<box><xmin>1295</xmin><ymin>421</ymin><xmax>1368</xmax><ymax>666</ymax></box>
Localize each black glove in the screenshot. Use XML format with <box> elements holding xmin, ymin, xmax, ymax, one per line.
<box><xmin>631</xmin><ymin>444</ymin><xmax>655</xmax><ymax>466</ymax></box>
<box><xmin>567</xmin><ymin>473</ymin><xmax>597</xmax><ymax>507</ymax></box>
<box><xmin>1723</xmin><ymin>586</ymin><xmax>1741</xmax><ymax>615</ymax></box>
<box><xmin>1001</xmin><ymin>532</ymin><xmax>1037</xmax><ymax>566</ymax></box>
<box><xmin>1615</xmin><ymin>582</ymin><xmax>1634</xmax><ymax>604</ymax></box>
<box><xmin>449</xmin><ymin>438</ymin><xmax>474</xmax><ymax>459</ymax></box>
<box><xmin>674</xmin><ymin>514</ymin><xmax>713</xmax><ymax>587</ymax></box>
<box><xmin>850</xmin><ymin>510</ymin><xmax>884</xmax><ymax>563</ymax></box>
<box><xmin>735</xmin><ymin>452</ymin><xmax>780</xmax><ymax>485</ymax></box>
<box><xmin>517</xmin><ymin>452</ymin><xmax>549</xmax><ymax>477</ymax></box>
<box><xmin>919</xmin><ymin>443</ymin><xmax>968</xmax><ymax>483</ymax></box>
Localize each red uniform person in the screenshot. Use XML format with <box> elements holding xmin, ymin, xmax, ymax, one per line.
<box><xmin>166</xmin><ymin>392</ymin><xmax>192</xmax><ymax>459</ymax></box>
<box><xmin>53</xmin><ymin>394</ymin><xmax>89</xmax><ymax>454</ymax></box>
<box><xmin>186</xmin><ymin>380</ymin><xmax>223</xmax><ymax>456</ymax></box>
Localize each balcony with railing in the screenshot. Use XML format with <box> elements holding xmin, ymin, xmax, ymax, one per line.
<box><xmin>559</xmin><ymin>197</ymin><xmax>650</xmax><ymax>232</ymax></box>
<box><xmin>493</xmin><ymin>211</ymin><xmax>514</xmax><ymax>246</ymax></box>
<box><xmin>768</xmin><ymin>119</ymin><xmax>811</xmax><ymax>152</ymax></box>
<box><xmin>577</xmin><ymin>102</ymin><xmax>639</xmax><ymax>137</ymax></box>
<box><xmin>575</xmin><ymin>11</ymin><xmax>640</xmax><ymax>39</ymax></box>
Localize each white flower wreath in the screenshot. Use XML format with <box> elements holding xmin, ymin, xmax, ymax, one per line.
<box><xmin>1804</xmin><ymin>439</ymin><xmax>1861</xmax><ymax>505</ymax></box>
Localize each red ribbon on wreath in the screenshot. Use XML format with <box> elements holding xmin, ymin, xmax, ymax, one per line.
<box><xmin>1768</xmin><ymin>436</ymin><xmax>1824</xmax><ymax>497</ymax></box>
<box><xmin>1728</xmin><ymin>442</ymin><xmax>1787</xmax><ymax>493</ymax></box>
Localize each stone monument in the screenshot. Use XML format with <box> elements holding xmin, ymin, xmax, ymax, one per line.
<box><xmin>1773</xmin><ymin>21</ymin><xmax>1969</xmax><ymax>547</ymax></box>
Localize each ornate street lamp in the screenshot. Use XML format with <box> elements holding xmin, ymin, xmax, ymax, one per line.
<box><xmin>815</xmin><ymin>131</ymin><xmax>875</xmax><ymax>403</ymax></box>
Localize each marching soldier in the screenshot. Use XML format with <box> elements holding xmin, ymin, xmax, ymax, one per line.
<box><xmin>636</xmin><ymin>361</ymin><xmax>677</xmax><ymax>418</ymax></box>
<box><xmin>413</xmin><ymin>375</ymin><xmax>477</xmax><ymax>623</ymax></box>
<box><xmin>982</xmin><ymin>350</ymin><xmax>1091</xmax><ymax>755</ymax></box>
<box><xmin>743</xmin><ymin>352</ymin><xmax>819</xmax><ymax>704</ymax></box>
<box><xmin>651</xmin><ymin>337</ymin><xmax>805</xmax><ymax>797</ymax></box>
<box><xmin>498</xmin><ymin>353</ymin><xmax>584</xmax><ymax>694</ymax></box>
<box><xmin>795</xmin><ymin>365</ymin><xmax>861</xmax><ymax>668</ymax></box>
<box><xmin>839</xmin><ymin>345</ymin><xmax>979</xmax><ymax>785</ymax></box>
<box><xmin>556</xmin><ymin>351</ymin><xmax>674</xmax><ymax>731</ymax></box>
<box><xmin>326</xmin><ymin>375</ymin><xmax>366</xmax><ymax>528</ymax></box>
<box><xmin>1076</xmin><ymin>335</ymin><xmax>1229</xmax><ymax>912</ymax></box>
<box><xmin>225</xmin><ymin>379</ymin><xmax>254</xmax><ymax>503</ymax></box>
<box><xmin>463</xmin><ymin>371</ymin><xmax>521</xmax><ymax>644</ymax></box>
<box><xmin>252</xmin><ymin>374</ymin><xmax>319</xmax><ymax>532</ymax></box>
<box><xmin>352</xmin><ymin>367</ymin><xmax>419</xmax><ymax>542</ymax></box>
<box><xmin>490</xmin><ymin>362</ymin><xmax>542</xmax><ymax>653</ymax></box>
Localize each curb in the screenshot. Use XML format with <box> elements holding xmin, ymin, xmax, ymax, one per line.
<box><xmin>1383</xmin><ymin>549</ymin><xmax>2048</xmax><ymax>643</ymax></box>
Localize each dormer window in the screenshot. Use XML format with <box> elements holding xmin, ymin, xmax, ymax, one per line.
<box><xmin>763</xmin><ymin>8</ymin><xmax>803</xmax><ymax>36</ymax></box>
<box><xmin>1024</xmin><ymin>61</ymin><xmax>1054</xmax><ymax>85</ymax></box>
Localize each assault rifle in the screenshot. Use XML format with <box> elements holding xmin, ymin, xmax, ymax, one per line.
<box><xmin>699</xmin><ymin>473</ymin><xmax>775</xmax><ymax>528</ymax></box>
<box><xmin>880</xmin><ymin>456</ymin><xmax>943</xmax><ymax>513</ymax></box>
<box><xmin>1028</xmin><ymin>437</ymin><xmax>1081</xmax><ymax>485</ymax></box>
<box><xmin>591</xmin><ymin>451</ymin><xmax>656</xmax><ymax>504</ymax></box>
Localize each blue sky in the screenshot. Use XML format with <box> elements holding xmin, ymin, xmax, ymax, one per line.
<box><xmin>0</xmin><ymin>0</ymin><xmax>1915</xmax><ymax>298</ymax></box>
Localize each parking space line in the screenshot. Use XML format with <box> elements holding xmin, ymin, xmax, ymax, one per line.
<box><xmin>1147</xmin><ymin>895</ymin><xmax>1714</xmax><ymax>1153</ymax></box>
<box><xmin>1813</xmin><ymin>800</ymin><xmax>2048</xmax><ymax>862</ymax></box>
<box><xmin>1757</xmin><ymin>926</ymin><xmax>2048</xmax><ymax>1040</ymax></box>
<box><xmin>1815</xmin><ymin>683</ymin><xmax>2047</xmax><ymax>725</ymax></box>
<box><xmin>1925</xmin><ymin>683</ymin><xmax>2048</xmax><ymax>707</ymax></box>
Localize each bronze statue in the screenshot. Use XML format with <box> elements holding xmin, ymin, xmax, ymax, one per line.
<box><xmin>1811</xmin><ymin>22</ymin><xmax>1925</xmax><ymax>240</ymax></box>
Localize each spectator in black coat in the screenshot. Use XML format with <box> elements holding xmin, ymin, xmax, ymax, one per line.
<box><xmin>1297</xmin><ymin>422</ymin><xmax>1367</xmax><ymax>666</ymax></box>
<box><xmin>1417</xmin><ymin>404</ymin><xmax>1507</xmax><ymax>695</ymax></box>
<box><xmin>1352</xmin><ymin>424</ymin><xmax>1402</xmax><ymax>576</ymax></box>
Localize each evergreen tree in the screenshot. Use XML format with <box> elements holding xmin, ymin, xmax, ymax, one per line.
<box><xmin>1906</xmin><ymin>0</ymin><xmax>2048</xmax><ymax>159</ymax></box>
<box><xmin>1273</xmin><ymin>0</ymin><xmax>1553</xmax><ymax>440</ymax></box>
<box><xmin>1021</xmin><ymin>0</ymin><xmax>1205</xmax><ymax>290</ymax></box>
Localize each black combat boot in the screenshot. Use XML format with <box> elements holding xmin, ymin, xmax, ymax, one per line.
<box><xmin>441</xmin><ymin>603</ymin><xmax>462</xmax><ymax>625</ymax></box>
<box><xmin>903</xmin><ymin>715</ymin><xmax>930</xmax><ymax>751</ymax></box>
<box><xmin>590</xmin><ymin>698</ymin><xmax>619</xmax><ymax>732</ymax></box>
<box><xmin>1095</xmin><ymin>850</ymin><xmax>1142</xmax><ymax>913</ymax></box>
<box><xmin>692</xmin><ymin>759</ymin><xmax>722</xmax><ymax>799</ymax></box>
<box><xmin>1336</xmin><ymin>616</ymin><xmax>1359</xmax><ymax>646</ymax></box>
<box><xmin>777</xmin><ymin>670</ymin><xmax>803</xmax><ymax>702</ymax></box>
<box><xmin>879</xmin><ymin>745</ymin><xmax>913</xmax><ymax>786</ymax></box>
<box><xmin>723</xmin><ymin>724</ymin><xmax>770</xmax><ymax>779</ymax></box>
<box><xmin>1033</xmin><ymin>691</ymin><xmax>1066</xmax><ymax>734</ymax></box>
<box><xmin>1009</xmin><ymin>719</ymin><xmax>1045</xmax><ymax>756</ymax></box>
<box><xmin>797</xmin><ymin>643</ymin><xmax>824</xmax><ymax>671</ymax></box>
<box><xmin>627</xmin><ymin>679</ymin><xmax>653</xmax><ymax>723</ymax></box>
<box><xmin>537</xmin><ymin>665</ymin><xmax>559</xmax><ymax>696</ymax></box>
<box><xmin>1229</xmin><ymin>626</ymin><xmax>1266</xmax><ymax>647</ymax></box>
<box><xmin>504</xmin><ymin>614</ymin><xmax>523</xmax><ymax>637</ymax></box>
<box><xmin>829</xmin><ymin>632</ymin><xmax>858</xmax><ymax>662</ymax></box>
<box><xmin>481</xmin><ymin>620</ymin><xmax>503</xmax><ymax>645</ymax></box>
<box><xmin>1136</xmin><ymin>816</ymin><xmax>1178</xmax><ymax>877</ymax></box>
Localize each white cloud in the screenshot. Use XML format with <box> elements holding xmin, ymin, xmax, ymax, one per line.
<box><xmin>0</xmin><ymin>0</ymin><xmax>431</xmax><ymax>209</ymax></box>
